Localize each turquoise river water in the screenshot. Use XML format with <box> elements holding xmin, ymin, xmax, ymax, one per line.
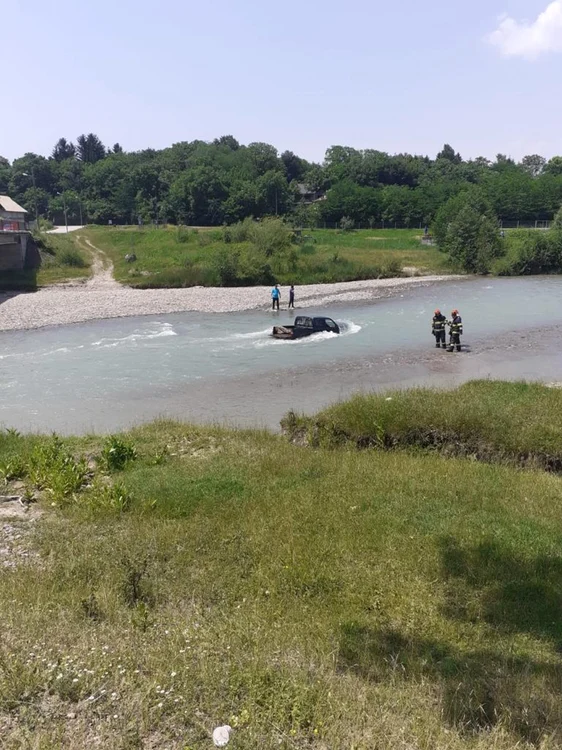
<box><xmin>1</xmin><ymin>276</ymin><xmax>562</xmax><ymax>433</ymax></box>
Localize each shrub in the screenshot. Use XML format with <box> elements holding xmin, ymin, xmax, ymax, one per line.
<box><xmin>340</xmin><ymin>216</ymin><xmax>355</xmax><ymax>232</ymax></box>
<box><xmin>58</xmin><ymin>249</ymin><xmax>88</xmax><ymax>268</ymax></box>
<box><xmin>100</xmin><ymin>436</ymin><xmax>137</xmax><ymax>472</ymax></box>
<box><xmin>249</xmin><ymin>218</ymin><xmax>291</xmax><ymax>258</ymax></box>
<box><xmin>212</xmin><ymin>248</ymin><xmax>240</xmax><ymax>286</ymax></box>
<box><xmin>28</xmin><ymin>435</ymin><xmax>89</xmax><ymax>502</ymax></box>
<box><xmin>175</xmin><ymin>226</ymin><xmax>190</xmax><ymax>243</ymax></box>
<box><xmin>228</xmin><ymin>217</ymin><xmax>253</xmax><ymax>243</ymax></box>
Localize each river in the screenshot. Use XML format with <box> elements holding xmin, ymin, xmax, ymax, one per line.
<box><xmin>2</xmin><ymin>276</ymin><xmax>562</xmax><ymax>434</ymax></box>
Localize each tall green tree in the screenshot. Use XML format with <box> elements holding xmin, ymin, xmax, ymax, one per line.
<box><xmin>76</xmin><ymin>134</ymin><xmax>106</xmax><ymax>164</ymax></box>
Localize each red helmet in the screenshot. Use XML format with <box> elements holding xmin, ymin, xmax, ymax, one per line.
<box><xmin>434</xmin><ymin>309</ymin><xmax>441</xmax><ymax>315</ymax></box>
<box><xmin>452</xmin><ymin>309</ymin><xmax>459</xmax><ymax>316</ymax></box>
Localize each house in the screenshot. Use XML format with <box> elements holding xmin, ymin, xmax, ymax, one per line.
<box><xmin>0</xmin><ymin>196</ymin><xmax>39</xmax><ymax>272</ymax></box>
<box><xmin>296</xmin><ymin>183</ymin><xmax>326</xmax><ymax>205</ymax></box>
<box><xmin>0</xmin><ymin>195</ymin><xmax>27</xmax><ymax>231</ymax></box>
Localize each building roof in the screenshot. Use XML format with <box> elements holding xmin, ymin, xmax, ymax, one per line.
<box><xmin>0</xmin><ymin>195</ymin><xmax>27</xmax><ymax>214</ymax></box>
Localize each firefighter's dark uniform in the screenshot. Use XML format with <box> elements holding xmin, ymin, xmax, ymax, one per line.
<box><xmin>448</xmin><ymin>314</ymin><xmax>463</xmax><ymax>352</ymax></box>
<box><xmin>432</xmin><ymin>313</ymin><xmax>447</xmax><ymax>348</ymax></box>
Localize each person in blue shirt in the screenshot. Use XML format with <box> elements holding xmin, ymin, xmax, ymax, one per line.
<box><xmin>271</xmin><ymin>284</ymin><xmax>280</xmax><ymax>310</ymax></box>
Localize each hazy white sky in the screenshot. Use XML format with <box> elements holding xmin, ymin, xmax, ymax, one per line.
<box><xmin>2</xmin><ymin>0</ymin><xmax>561</xmax><ymax>163</ymax></box>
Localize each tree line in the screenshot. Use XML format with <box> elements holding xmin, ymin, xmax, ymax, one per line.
<box><xmin>2</xmin><ymin>135</ymin><xmax>562</xmax><ymax>227</ymax></box>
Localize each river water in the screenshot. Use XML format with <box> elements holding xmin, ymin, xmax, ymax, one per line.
<box><xmin>2</xmin><ymin>276</ymin><xmax>562</xmax><ymax>434</ymax></box>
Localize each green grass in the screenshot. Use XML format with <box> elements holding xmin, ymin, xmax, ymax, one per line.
<box><xmin>36</xmin><ymin>233</ymin><xmax>91</xmax><ymax>286</ymax></box>
<box><xmin>3</xmin><ymin>382</ymin><xmax>562</xmax><ymax>747</ymax></box>
<box><xmin>81</xmin><ymin>226</ymin><xmax>452</xmax><ymax>288</ymax></box>
<box><xmin>283</xmin><ymin>380</ymin><xmax>562</xmax><ymax>470</ymax></box>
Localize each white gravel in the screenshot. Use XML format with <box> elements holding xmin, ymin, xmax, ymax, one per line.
<box><xmin>0</xmin><ymin>276</ymin><xmax>461</xmax><ymax>332</ymax></box>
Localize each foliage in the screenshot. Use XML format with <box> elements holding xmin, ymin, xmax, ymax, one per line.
<box><xmin>84</xmin><ymin>225</ymin><xmax>447</xmax><ymax>287</ymax></box>
<box><xmin>5</xmin><ymin>136</ymin><xmax>562</xmax><ymax>234</ymax></box>
<box><xmin>28</xmin><ymin>435</ymin><xmax>89</xmax><ymax>502</ymax></box>
<box><xmin>552</xmin><ymin>204</ymin><xmax>562</xmax><ymax>231</ymax></box>
<box><xmin>57</xmin><ymin>248</ymin><xmax>88</xmax><ymax>267</ymax></box>
<box><xmin>100</xmin><ymin>435</ymin><xmax>138</xmax><ymax>472</ymax></box>
<box><xmin>493</xmin><ymin>228</ymin><xmax>562</xmax><ymax>275</ymax></box>
<box><xmin>339</xmin><ymin>216</ymin><xmax>355</xmax><ymax>231</ymax></box>
<box><xmin>248</xmin><ymin>218</ymin><xmax>291</xmax><ymax>257</ymax></box>
<box><xmin>434</xmin><ymin>190</ymin><xmax>501</xmax><ymax>272</ymax></box>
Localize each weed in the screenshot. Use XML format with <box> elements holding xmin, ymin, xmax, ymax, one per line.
<box><xmin>0</xmin><ymin>456</ymin><xmax>27</xmax><ymax>483</ymax></box>
<box><xmin>28</xmin><ymin>435</ymin><xmax>88</xmax><ymax>501</ymax></box>
<box><xmin>80</xmin><ymin>593</ymin><xmax>104</xmax><ymax>622</ymax></box>
<box><xmin>100</xmin><ymin>435</ymin><xmax>137</xmax><ymax>472</ymax></box>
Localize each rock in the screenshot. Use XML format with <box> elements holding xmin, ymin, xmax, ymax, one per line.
<box><xmin>212</xmin><ymin>725</ymin><xmax>232</xmax><ymax>747</ymax></box>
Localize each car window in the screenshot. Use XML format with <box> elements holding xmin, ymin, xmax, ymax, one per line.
<box><xmin>325</xmin><ymin>319</ymin><xmax>337</xmax><ymax>329</ymax></box>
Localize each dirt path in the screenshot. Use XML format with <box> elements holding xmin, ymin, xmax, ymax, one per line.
<box><xmin>74</xmin><ymin>235</ymin><xmax>120</xmax><ymax>290</ymax></box>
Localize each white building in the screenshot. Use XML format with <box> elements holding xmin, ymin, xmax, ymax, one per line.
<box><xmin>0</xmin><ymin>195</ymin><xmax>27</xmax><ymax>231</ymax></box>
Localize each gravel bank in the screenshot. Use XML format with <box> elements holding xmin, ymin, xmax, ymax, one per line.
<box><xmin>0</xmin><ymin>276</ymin><xmax>461</xmax><ymax>332</ymax></box>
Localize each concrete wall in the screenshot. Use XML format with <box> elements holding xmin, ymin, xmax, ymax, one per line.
<box><xmin>0</xmin><ymin>232</ymin><xmax>38</xmax><ymax>271</ymax></box>
<box><xmin>0</xmin><ymin>241</ymin><xmax>24</xmax><ymax>270</ymax></box>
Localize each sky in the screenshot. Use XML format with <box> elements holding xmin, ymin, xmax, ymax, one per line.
<box><xmin>2</xmin><ymin>0</ymin><xmax>562</xmax><ymax>164</ymax></box>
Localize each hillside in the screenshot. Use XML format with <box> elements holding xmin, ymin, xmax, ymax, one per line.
<box><xmin>2</xmin><ymin>381</ymin><xmax>562</xmax><ymax>748</ymax></box>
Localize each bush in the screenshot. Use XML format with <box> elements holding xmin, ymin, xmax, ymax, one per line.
<box><xmin>58</xmin><ymin>248</ymin><xmax>88</xmax><ymax>268</ymax></box>
<box><xmin>175</xmin><ymin>226</ymin><xmax>190</xmax><ymax>243</ymax></box>
<box><xmin>212</xmin><ymin>248</ymin><xmax>240</xmax><ymax>286</ymax></box>
<box><xmin>100</xmin><ymin>436</ymin><xmax>137</xmax><ymax>472</ymax></box>
<box><xmin>28</xmin><ymin>435</ymin><xmax>89</xmax><ymax>502</ymax></box>
<box><xmin>340</xmin><ymin>216</ymin><xmax>355</xmax><ymax>232</ymax></box>
<box><xmin>228</xmin><ymin>217</ymin><xmax>253</xmax><ymax>243</ymax></box>
<box><xmin>494</xmin><ymin>230</ymin><xmax>562</xmax><ymax>275</ymax></box>
<box><xmin>249</xmin><ymin>218</ymin><xmax>291</xmax><ymax>258</ymax></box>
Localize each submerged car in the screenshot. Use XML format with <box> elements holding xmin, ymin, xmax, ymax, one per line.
<box><xmin>272</xmin><ymin>315</ymin><xmax>340</xmax><ymax>340</ymax></box>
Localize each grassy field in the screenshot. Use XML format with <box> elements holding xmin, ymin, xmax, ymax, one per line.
<box><xmin>2</xmin><ymin>381</ymin><xmax>562</xmax><ymax>748</ymax></box>
<box><xmin>81</xmin><ymin>226</ymin><xmax>451</xmax><ymax>288</ymax></box>
<box><xmin>0</xmin><ymin>234</ymin><xmax>90</xmax><ymax>291</ymax></box>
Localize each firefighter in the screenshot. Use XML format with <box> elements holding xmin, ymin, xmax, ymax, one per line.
<box><xmin>432</xmin><ymin>309</ymin><xmax>447</xmax><ymax>349</ymax></box>
<box><xmin>447</xmin><ymin>309</ymin><xmax>463</xmax><ymax>352</ymax></box>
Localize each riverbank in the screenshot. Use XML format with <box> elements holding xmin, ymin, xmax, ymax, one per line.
<box><xmin>0</xmin><ymin>274</ymin><xmax>461</xmax><ymax>332</ymax></box>
<box><xmin>2</xmin><ymin>382</ymin><xmax>562</xmax><ymax>749</ymax></box>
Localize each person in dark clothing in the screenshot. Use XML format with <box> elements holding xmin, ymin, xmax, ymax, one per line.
<box><xmin>432</xmin><ymin>309</ymin><xmax>447</xmax><ymax>349</ymax></box>
<box><xmin>447</xmin><ymin>309</ymin><xmax>463</xmax><ymax>352</ymax></box>
<box><xmin>288</xmin><ymin>285</ymin><xmax>295</xmax><ymax>309</ymax></box>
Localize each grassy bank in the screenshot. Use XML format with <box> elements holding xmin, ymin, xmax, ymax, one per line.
<box><xmin>36</xmin><ymin>233</ymin><xmax>91</xmax><ymax>286</ymax></box>
<box><xmin>283</xmin><ymin>380</ymin><xmax>562</xmax><ymax>470</ymax></box>
<box><xmin>82</xmin><ymin>226</ymin><xmax>450</xmax><ymax>288</ymax></box>
<box><xmin>2</xmin><ymin>382</ymin><xmax>562</xmax><ymax>747</ymax></box>
<box><xmin>0</xmin><ymin>234</ymin><xmax>90</xmax><ymax>291</ymax></box>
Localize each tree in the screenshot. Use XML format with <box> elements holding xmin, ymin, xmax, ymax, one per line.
<box><xmin>0</xmin><ymin>156</ymin><xmax>11</xmax><ymax>193</ymax></box>
<box><xmin>521</xmin><ymin>154</ymin><xmax>546</xmax><ymax>177</ymax></box>
<box><xmin>544</xmin><ymin>157</ymin><xmax>562</xmax><ymax>177</ymax></box>
<box><xmin>436</xmin><ymin>144</ymin><xmax>462</xmax><ymax>164</ymax></box>
<box><xmin>112</xmin><ymin>143</ymin><xmax>124</xmax><ymax>154</ymax></box>
<box><xmin>52</xmin><ymin>138</ymin><xmax>76</xmax><ymax>162</ymax></box>
<box><xmin>435</xmin><ymin>190</ymin><xmax>501</xmax><ymax>273</ymax></box>
<box><xmin>281</xmin><ymin>151</ymin><xmax>306</xmax><ymax>183</ymax></box>
<box><xmin>213</xmin><ymin>135</ymin><xmax>240</xmax><ymax>151</ymax></box>
<box><xmin>76</xmin><ymin>133</ymin><xmax>106</xmax><ymax>164</ymax></box>
<box><xmin>552</xmin><ymin>204</ymin><xmax>562</xmax><ymax>231</ymax></box>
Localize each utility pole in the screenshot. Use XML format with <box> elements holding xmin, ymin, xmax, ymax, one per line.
<box><xmin>57</xmin><ymin>191</ymin><xmax>69</xmax><ymax>233</ymax></box>
<box><xmin>22</xmin><ymin>168</ymin><xmax>39</xmax><ymax>230</ymax></box>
